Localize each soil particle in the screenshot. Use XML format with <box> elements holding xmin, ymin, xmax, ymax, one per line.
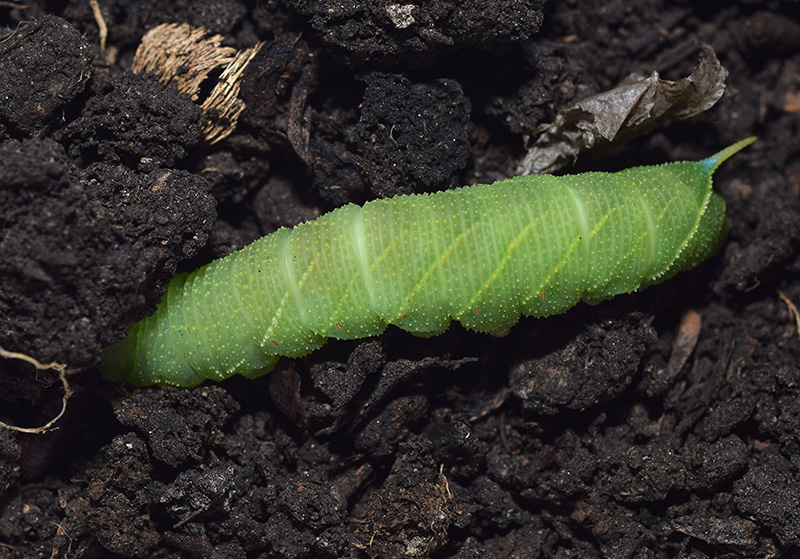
<box><xmin>738</xmin><ymin>11</ymin><xmax>800</xmax><ymax>55</ymax></box>
<box><xmin>81</xmin><ymin>433</ymin><xmax>159</xmax><ymax>556</ymax></box>
<box><xmin>0</xmin><ymin>138</ymin><xmax>215</xmax><ymax>368</ymax></box>
<box><xmin>668</xmin><ymin>513</ymin><xmax>762</xmax><ymax>552</ymax></box>
<box><xmin>353</xmin><ymin>73</ymin><xmax>472</xmax><ymax>197</ymax></box>
<box><xmin>254</xmin><ymin>175</ymin><xmax>321</xmax><ymax>232</ymax></box>
<box><xmin>479</xmin><ymin>517</ymin><xmax>554</xmax><ymax>557</ymax></box>
<box><xmin>240</xmin><ymin>33</ymin><xmax>310</xmax><ymax>136</ymax></box>
<box><xmin>1</xmin><ymin>2</ymin><xmax>800</xmax><ymax>558</ymax></box>
<box><xmin>0</xmin><ymin>428</ymin><xmax>20</xmax><ymax>493</ymax></box>
<box><xmin>291</xmin><ymin>71</ymin><xmax>474</xmax><ymax>204</ymax></box>
<box><xmin>482</xmin><ymin>40</ymin><xmax>596</xmax><ymax>136</ymax></box>
<box><xmin>63</xmin><ymin>71</ymin><xmax>204</xmax><ymax>167</ymax></box>
<box><xmin>510</xmin><ymin>313</ymin><xmax>657</xmax><ymax>414</ymax></box>
<box><xmin>0</xmin><ymin>15</ymin><xmax>93</xmax><ymax>139</ymax></box>
<box><xmin>604</xmin><ymin>434</ymin><xmax>748</xmax><ymax>503</ymax></box>
<box><xmin>716</xmin><ymin>164</ymin><xmax>800</xmax><ymax>294</ymax></box>
<box><xmin>733</xmin><ymin>452</ymin><xmax>800</xmax><ymax>547</ymax></box>
<box><xmin>355</xmin><ymin>394</ymin><xmax>428</xmax><ymax>458</ymax></box>
<box><xmin>352</xmin><ymin>436</ymin><xmax>455</xmax><ymax>557</ymax></box>
<box><xmin>288</xmin><ymin>0</ymin><xmax>545</xmax><ymax>66</ymax></box>
<box><xmin>108</xmin><ymin>386</ymin><xmax>240</xmax><ymax>466</ymax></box>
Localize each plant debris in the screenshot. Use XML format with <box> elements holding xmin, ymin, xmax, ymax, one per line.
<box><xmin>518</xmin><ymin>44</ymin><xmax>728</xmax><ymax>175</ymax></box>
<box><xmin>132</xmin><ymin>23</ymin><xmax>263</xmax><ymax>144</ymax></box>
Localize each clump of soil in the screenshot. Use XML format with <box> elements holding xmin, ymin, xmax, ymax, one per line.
<box><xmin>1</xmin><ymin>2</ymin><xmax>799</xmax><ymax>558</ymax></box>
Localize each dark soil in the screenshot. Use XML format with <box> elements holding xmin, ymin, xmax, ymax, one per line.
<box><xmin>1</xmin><ymin>1</ymin><xmax>799</xmax><ymax>558</ymax></box>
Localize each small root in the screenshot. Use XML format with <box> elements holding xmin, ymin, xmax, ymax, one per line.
<box><xmin>0</xmin><ymin>346</ymin><xmax>73</xmax><ymax>434</ymax></box>
<box><xmin>778</xmin><ymin>290</ymin><xmax>800</xmax><ymax>343</ymax></box>
<box><xmin>89</xmin><ymin>0</ymin><xmax>107</xmax><ymax>51</ymax></box>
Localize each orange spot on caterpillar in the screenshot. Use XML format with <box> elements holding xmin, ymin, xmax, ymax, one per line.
<box><xmin>474</xmin><ymin>306</ymin><xmax>480</xmax><ymax>314</ymax></box>
<box><xmin>271</xmin><ymin>340</ymin><xmax>279</xmax><ymax>347</ymax></box>
<box><xmin>540</xmin><ymin>292</ymin><xmax>546</xmax><ymax>301</ymax></box>
<box><xmin>402</xmin><ymin>314</ymin><xmax>408</xmax><ymax>320</ymax></box>
<box><xmin>336</xmin><ymin>322</ymin><xmax>342</xmax><ymax>330</ymax></box>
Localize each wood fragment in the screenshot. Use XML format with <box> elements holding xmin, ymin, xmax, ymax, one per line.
<box><xmin>666</xmin><ymin>309</ymin><xmax>702</xmax><ymax>377</ymax></box>
<box><xmin>133</xmin><ymin>23</ymin><xmax>235</xmax><ymax>98</ymax></box>
<box><xmin>201</xmin><ymin>43</ymin><xmax>263</xmax><ymax>144</ymax></box>
<box><xmin>132</xmin><ymin>23</ymin><xmax>263</xmax><ymax>144</ymax></box>
<box><xmin>783</xmin><ymin>92</ymin><xmax>800</xmax><ymax>113</ymax></box>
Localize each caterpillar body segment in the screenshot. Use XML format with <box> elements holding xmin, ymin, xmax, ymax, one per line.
<box><xmin>101</xmin><ymin>138</ymin><xmax>756</xmax><ymax>387</ymax></box>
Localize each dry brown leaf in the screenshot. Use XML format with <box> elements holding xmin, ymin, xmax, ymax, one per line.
<box><xmin>518</xmin><ymin>44</ymin><xmax>728</xmax><ymax>175</ymax></box>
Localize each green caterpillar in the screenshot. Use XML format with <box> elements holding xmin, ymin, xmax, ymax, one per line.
<box><xmin>101</xmin><ymin>137</ymin><xmax>756</xmax><ymax>387</ymax></box>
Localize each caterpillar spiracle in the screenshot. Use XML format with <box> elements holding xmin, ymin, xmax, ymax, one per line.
<box><xmin>101</xmin><ymin>137</ymin><xmax>756</xmax><ymax>387</ymax></box>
